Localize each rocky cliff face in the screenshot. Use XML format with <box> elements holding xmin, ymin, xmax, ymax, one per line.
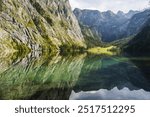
<box><xmin>79</xmin><ymin>24</ymin><xmax>102</xmax><ymax>48</ymax></box>
<box><xmin>0</xmin><ymin>0</ymin><xmax>86</xmax><ymax>53</ymax></box>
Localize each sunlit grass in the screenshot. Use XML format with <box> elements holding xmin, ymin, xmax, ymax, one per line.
<box><xmin>87</xmin><ymin>46</ymin><xmax>117</xmax><ymax>55</ymax></box>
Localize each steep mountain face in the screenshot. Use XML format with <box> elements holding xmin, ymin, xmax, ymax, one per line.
<box><xmin>124</xmin><ymin>18</ymin><xmax>150</xmax><ymax>56</ymax></box>
<box><xmin>0</xmin><ymin>0</ymin><xmax>86</xmax><ymax>53</ymax></box>
<box><xmin>125</xmin><ymin>10</ymin><xmax>139</xmax><ymax>19</ymax></box>
<box><xmin>125</xmin><ymin>9</ymin><xmax>150</xmax><ymax>36</ymax></box>
<box><xmin>74</xmin><ymin>8</ymin><xmax>139</xmax><ymax>42</ymax></box>
<box><xmin>80</xmin><ymin>24</ymin><xmax>102</xmax><ymax>48</ymax></box>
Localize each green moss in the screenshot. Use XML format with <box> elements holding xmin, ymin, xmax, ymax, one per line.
<box><xmin>26</xmin><ymin>20</ymin><xmax>35</xmax><ymax>28</ymax></box>
<box><xmin>30</xmin><ymin>0</ymin><xmax>54</xmax><ymax>26</ymax></box>
<box><xmin>59</xmin><ymin>20</ymin><xmax>68</xmax><ymax>29</ymax></box>
<box><xmin>0</xmin><ymin>37</ymin><xmax>30</xmax><ymax>58</ymax></box>
<box><xmin>45</xmin><ymin>16</ymin><xmax>54</xmax><ymax>26</ymax></box>
<box><xmin>0</xmin><ymin>0</ymin><xmax>86</xmax><ymax>55</ymax></box>
<box><xmin>80</xmin><ymin>24</ymin><xmax>101</xmax><ymax>48</ymax></box>
<box><xmin>29</xmin><ymin>0</ymin><xmax>45</xmax><ymax>15</ymax></box>
<box><xmin>59</xmin><ymin>43</ymin><xmax>86</xmax><ymax>55</ymax></box>
<box><xmin>0</xmin><ymin>0</ymin><xmax>2</xmax><ymax>12</ymax></box>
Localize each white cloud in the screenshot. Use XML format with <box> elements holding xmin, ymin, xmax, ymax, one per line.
<box><xmin>69</xmin><ymin>0</ymin><xmax>149</xmax><ymax>13</ymax></box>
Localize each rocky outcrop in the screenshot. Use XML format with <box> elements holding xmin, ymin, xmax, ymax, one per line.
<box><xmin>0</xmin><ymin>0</ymin><xmax>86</xmax><ymax>54</ymax></box>
<box><xmin>79</xmin><ymin>24</ymin><xmax>102</xmax><ymax>48</ymax></box>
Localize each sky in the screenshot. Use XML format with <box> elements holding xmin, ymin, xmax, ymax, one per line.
<box><xmin>69</xmin><ymin>0</ymin><xmax>150</xmax><ymax>13</ymax></box>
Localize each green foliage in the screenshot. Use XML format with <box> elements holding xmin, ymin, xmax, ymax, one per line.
<box><xmin>0</xmin><ymin>0</ymin><xmax>86</xmax><ymax>55</ymax></box>
<box><xmin>80</xmin><ymin>24</ymin><xmax>102</xmax><ymax>48</ymax></box>
<box><xmin>26</xmin><ymin>20</ymin><xmax>34</xmax><ymax>27</ymax></box>
<box><xmin>45</xmin><ymin>16</ymin><xmax>54</xmax><ymax>26</ymax></box>
<box><xmin>30</xmin><ymin>0</ymin><xmax>54</xmax><ymax>26</ymax></box>
<box><xmin>30</xmin><ymin>0</ymin><xmax>45</xmax><ymax>15</ymax></box>
<box><xmin>59</xmin><ymin>43</ymin><xmax>86</xmax><ymax>54</ymax></box>
<box><xmin>59</xmin><ymin>20</ymin><xmax>68</xmax><ymax>29</ymax></box>
<box><xmin>0</xmin><ymin>0</ymin><xmax>2</xmax><ymax>12</ymax></box>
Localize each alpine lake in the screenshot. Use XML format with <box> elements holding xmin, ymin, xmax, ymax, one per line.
<box><xmin>0</xmin><ymin>47</ymin><xmax>150</xmax><ymax>100</ymax></box>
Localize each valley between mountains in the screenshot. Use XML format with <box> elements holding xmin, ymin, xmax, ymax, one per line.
<box><xmin>0</xmin><ymin>0</ymin><xmax>150</xmax><ymax>100</ymax></box>
<box><xmin>0</xmin><ymin>0</ymin><xmax>150</xmax><ymax>56</ymax></box>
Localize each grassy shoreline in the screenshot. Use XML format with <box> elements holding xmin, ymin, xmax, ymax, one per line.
<box><xmin>87</xmin><ymin>46</ymin><xmax>118</xmax><ymax>55</ymax></box>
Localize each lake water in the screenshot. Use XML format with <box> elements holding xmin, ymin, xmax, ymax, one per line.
<box><xmin>0</xmin><ymin>51</ymin><xmax>150</xmax><ymax>100</ymax></box>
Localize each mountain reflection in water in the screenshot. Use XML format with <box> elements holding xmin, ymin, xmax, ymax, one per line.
<box><xmin>0</xmin><ymin>51</ymin><xmax>150</xmax><ymax>100</ymax></box>
<box><xmin>70</xmin><ymin>87</ymin><xmax>150</xmax><ymax>100</ymax></box>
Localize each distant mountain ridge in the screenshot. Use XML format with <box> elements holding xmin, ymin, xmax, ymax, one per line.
<box><xmin>74</xmin><ymin>8</ymin><xmax>150</xmax><ymax>42</ymax></box>
<box><xmin>125</xmin><ymin>9</ymin><xmax>150</xmax><ymax>36</ymax></box>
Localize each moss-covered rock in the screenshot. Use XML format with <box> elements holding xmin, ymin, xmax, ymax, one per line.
<box><xmin>0</xmin><ymin>0</ymin><xmax>86</xmax><ymax>54</ymax></box>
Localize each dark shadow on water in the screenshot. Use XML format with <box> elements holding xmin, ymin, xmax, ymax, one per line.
<box><xmin>74</xmin><ymin>56</ymin><xmax>150</xmax><ymax>91</ymax></box>
<box><xmin>71</xmin><ymin>55</ymin><xmax>150</xmax><ymax>100</ymax></box>
<box><xmin>130</xmin><ymin>58</ymin><xmax>150</xmax><ymax>81</ymax></box>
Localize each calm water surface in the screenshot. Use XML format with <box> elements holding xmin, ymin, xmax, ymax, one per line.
<box><xmin>0</xmin><ymin>52</ymin><xmax>150</xmax><ymax>100</ymax></box>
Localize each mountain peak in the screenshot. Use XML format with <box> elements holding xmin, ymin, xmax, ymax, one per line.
<box><xmin>101</xmin><ymin>10</ymin><xmax>115</xmax><ymax>17</ymax></box>
<box><xmin>128</xmin><ymin>10</ymin><xmax>135</xmax><ymax>13</ymax></box>
<box><xmin>117</xmin><ymin>10</ymin><xmax>125</xmax><ymax>16</ymax></box>
<box><xmin>74</xmin><ymin>8</ymin><xmax>81</xmax><ymax>11</ymax></box>
<box><xmin>126</xmin><ymin>10</ymin><xmax>140</xmax><ymax>18</ymax></box>
<box><xmin>106</xmin><ymin>10</ymin><xmax>114</xmax><ymax>14</ymax></box>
